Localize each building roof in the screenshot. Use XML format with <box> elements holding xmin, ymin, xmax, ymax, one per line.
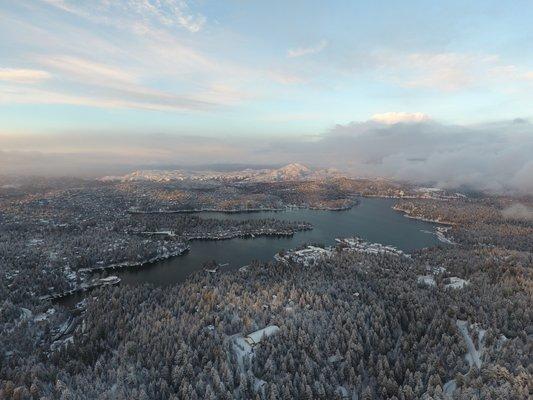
<box><xmin>246</xmin><ymin>325</ymin><xmax>280</xmax><ymax>345</ymax></box>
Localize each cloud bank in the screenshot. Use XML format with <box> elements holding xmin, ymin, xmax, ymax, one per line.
<box><xmin>312</xmin><ymin>118</ymin><xmax>533</xmax><ymax>194</ymax></box>
<box><xmin>1</xmin><ymin>117</ymin><xmax>532</xmax><ymax>194</ymax></box>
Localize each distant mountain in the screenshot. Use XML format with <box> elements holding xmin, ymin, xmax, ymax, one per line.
<box><xmin>99</xmin><ymin>163</ymin><xmax>342</xmax><ymax>183</ymax></box>
<box><xmin>262</xmin><ymin>163</ymin><xmax>312</xmax><ymax>181</ymax></box>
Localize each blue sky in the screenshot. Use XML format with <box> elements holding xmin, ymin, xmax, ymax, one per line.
<box><xmin>1</xmin><ymin>0</ymin><xmax>532</xmax><ymax>139</ymax></box>
<box><xmin>0</xmin><ymin>1</ymin><xmax>532</xmax><ymax>193</ymax></box>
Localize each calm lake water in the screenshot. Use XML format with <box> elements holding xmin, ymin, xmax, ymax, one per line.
<box><xmin>59</xmin><ymin>198</ymin><xmax>444</xmax><ymax>307</ymax></box>
<box><xmin>119</xmin><ymin>197</ymin><xmax>442</xmax><ymax>286</ymax></box>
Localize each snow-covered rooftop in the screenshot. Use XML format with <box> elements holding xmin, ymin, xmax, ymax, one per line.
<box><xmin>417</xmin><ymin>275</ymin><xmax>436</xmax><ymax>287</ymax></box>
<box><xmin>246</xmin><ymin>325</ymin><xmax>280</xmax><ymax>345</ymax></box>
<box><xmin>445</xmin><ymin>277</ymin><xmax>469</xmax><ymax>289</ymax></box>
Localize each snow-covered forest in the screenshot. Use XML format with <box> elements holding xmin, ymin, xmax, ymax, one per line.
<box><xmin>1</xmin><ymin>177</ymin><xmax>531</xmax><ymax>399</ymax></box>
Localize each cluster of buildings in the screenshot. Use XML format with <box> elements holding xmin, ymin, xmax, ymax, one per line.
<box><xmin>336</xmin><ymin>237</ymin><xmax>410</xmax><ymax>258</ymax></box>
<box><xmin>274</xmin><ymin>236</ymin><xmax>412</xmax><ymax>268</ymax></box>
<box><xmin>417</xmin><ymin>274</ymin><xmax>469</xmax><ymax>290</ymax></box>
<box><xmin>274</xmin><ymin>245</ymin><xmax>333</xmax><ymax>267</ymax></box>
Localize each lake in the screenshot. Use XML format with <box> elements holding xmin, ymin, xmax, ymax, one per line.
<box><xmin>59</xmin><ymin>197</ymin><xmax>444</xmax><ymax>307</ymax></box>
<box><xmin>120</xmin><ymin>197</ymin><xmax>443</xmax><ymax>285</ymax></box>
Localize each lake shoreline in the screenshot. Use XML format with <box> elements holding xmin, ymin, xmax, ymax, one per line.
<box><xmin>127</xmin><ymin>201</ymin><xmax>359</xmax><ymax>214</ymax></box>
<box><xmin>50</xmin><ymin>225</ymin><xmax>313</xmax><ymax>304</ymax></box>
<box><xmin>54</xmin><ymin>197</ymin><xmax>444</xmax><ymax>307</ymax></box>
<box><xmin>392</xmin><ymin>204</ymin><xmax>457</xmax><ymax>226</ymax></box>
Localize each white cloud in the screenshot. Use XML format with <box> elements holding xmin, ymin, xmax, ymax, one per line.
<box><xmin>502</xmin><ymin>203</ymin><xmax>533</xmax><ymax>221</ymax></box>
<box><xmin>0</xmin><ymin>68</ymin><xmax>51</xmax><ymax>83</ymax></box>
<box><xmin>39</xmin><ymin>55</ymin><xmax>138</xmax><ymax>85</ymax></box>
<box><xmin>0</xmin><ymin>18</ymin><xmax>261</xmax><ymax>110</ymax></box>
<box><xmin>510</xmin><ymin>160</ymin><xmax>533</xmax><ymax>194</ymax></box>
<box><xmin>0</xmin><ymin>83</ymin><xmax>213</xmax><ymax>112</ymax></box>
<box><xmin>371</xmin><ymin>112</ymin><xmax>430</xmax><ymax>124</ymax></box>
<box><xmin>13</xmin><ymin>55</ymin><xmax>220</xmax><ymax>111</ymax></box>
<box><xmin>369</xmin><ymin>51</ymin><xmax>533</xmax><ymax>92</ymax></box>
<box><xmin>42</xmin><ymin>0</ymin><xmax>206</xmax><ymax>33</ymax></box>
<box><xmin>401</xmin><ymin>52</ymin><xmax>488</xmax><ymax>90</ymax></box>
<box><xmin>0</xmin><ymin>4</ymin><xmax>284</xmax><ymax>110</ymax></box>
<box><xmin>2</xmin><ymin>118</ymin><xmax>532</xmax><ymax>195</ymax></box>
<box><xmin>267</xmin><ymin>70</ymin><xmax>305</xmax><ymax>85</ymax></box>
<box><xmin>312</xmin><ymin>118</ymin><xmax>533</xmax><ymax>194</ymax></box>
<box><xmin>287</xmin><ymin>40</ymin><xmax>328</xmax><ymax>58</ymax></box>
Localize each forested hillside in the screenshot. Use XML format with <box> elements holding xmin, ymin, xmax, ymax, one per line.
<box><xmin>2</xmin><ymin>211</ymin><xmax>532</xmax><ymax>399</ymax></box>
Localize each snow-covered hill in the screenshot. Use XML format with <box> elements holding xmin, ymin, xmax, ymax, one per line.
<box><xmin>99</xmin><ymin>163</ymin><xmax>341</xmax><ymax>183</ymax></box>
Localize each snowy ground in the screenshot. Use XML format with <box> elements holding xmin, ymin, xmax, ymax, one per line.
<box><xmin>230</xmin><ymin>326</ymin><xmax>280</xmax><ymax>396</ymax></box>
<box><xmin>443</xmin><ymin>379</ymin><xmax>457</xmax><ymax>398</ymax></box>
<box><xmin>456</xmin><ymin>320</ymin><xmax>485</xmax><ymax>370</ymax></box>
<box><xmin>442</xmin><ymin>320</ymin><xmax>486</xmax><ymax>397</ymax></box>
<box><xmin>417</xmin><ymin>275</ymin><xmax>436</xmax><ymax>286</ymax></box>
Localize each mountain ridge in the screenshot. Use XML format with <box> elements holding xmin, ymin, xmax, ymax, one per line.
<box><xmin>100</xmin><ymin>163</ymin><xmax>342</xmax><ymax>183</ymax></box>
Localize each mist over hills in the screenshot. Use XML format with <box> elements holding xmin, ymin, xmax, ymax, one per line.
<box><xmin>1</xmin><ymin>118</ymin><xmax>532</xmax><ymax>195</ymax></box>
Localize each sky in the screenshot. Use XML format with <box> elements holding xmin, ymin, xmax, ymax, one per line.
<box><xmin>1</xmin><ymin>1</ymin><xmax>532</xmax><ymax>192</ymax></box>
